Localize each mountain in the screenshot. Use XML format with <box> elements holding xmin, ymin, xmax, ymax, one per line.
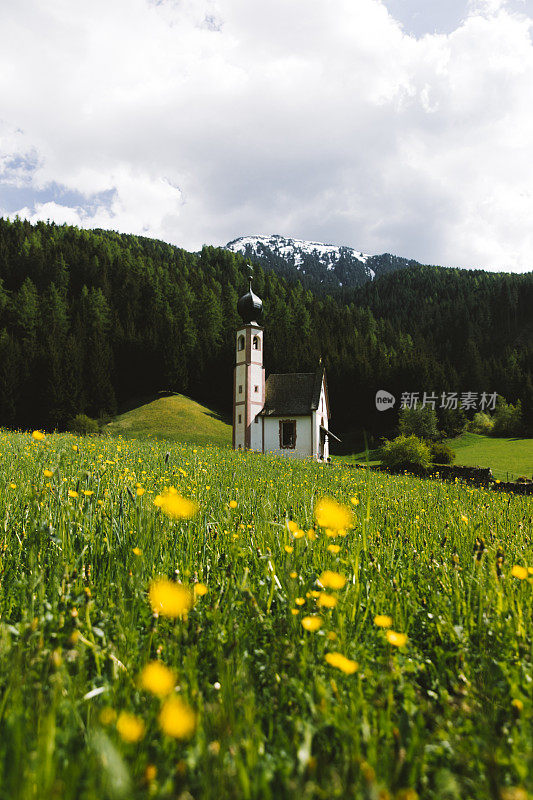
<box><xmin>225</xmin><ymin>234</ymin><xmax>418</xmax><ymax>291</ymax></box>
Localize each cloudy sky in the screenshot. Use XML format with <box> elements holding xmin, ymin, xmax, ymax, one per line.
<box><xmin>1</xmin><ymin>0</ymin><xmax>533</xmax><ymax>271</ymax></box>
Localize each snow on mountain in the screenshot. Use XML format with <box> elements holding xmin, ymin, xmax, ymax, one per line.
<box><xmin>226</xmin><ymin>234</ymin><xmax>374</xmax><ymax>281</ymax></box>
<box><xmin>225</xmin><ymin>234</ymin><xmax>416</xmax><ymax>292</ymax></box>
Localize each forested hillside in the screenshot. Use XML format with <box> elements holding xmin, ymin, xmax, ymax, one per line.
<box><xmin>0</xmin><ymin>217</ymin><xmax>531</xmax><ymax>446</ymax></box>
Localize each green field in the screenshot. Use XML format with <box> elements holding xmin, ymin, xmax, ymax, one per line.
<box><xmin>0</xmin><ymin>430</ymin><xmax>531</xmax><ymax>800</ymax></box>
<box><xmin>344</xmin><ymin>434</ymin><xmax>533</xmax><ymax>481</ymax></box>
<box><xmin>105</xmin><ymin>394</ymin><xmax>232</xmax><ymax>447</ymax></box>
<box><xmin>449</xmin><ymin>432</ymin><xmax>533</xmax><ymax>480</ymax></box>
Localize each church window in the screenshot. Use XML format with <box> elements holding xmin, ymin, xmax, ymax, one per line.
<box><xmin>238</xmin><ymin>335</ymin><xmax>245</xmax><ymax>351</ymax></box>
<box><xmin>238</xmin><ymin>385</ymin><xmax>242</xmax><ymax>394</ymax></box>
<box><xmin>238</xmin><ymin>414</ymin><xmax>242</xmax><ymax>424</ymax></box>
<box><xmin>253</xmin><ymin>336</ymin><xmax>260</xmax><ymax>350</ymax></box>
<box><xmin>254</xmin><ymin>385</ymin><xmax>259</xmax><ymax>392</ymax></box>
<box><xmin>279</xmin><ymin>420</ymin><xmax>296</xmax><ymax>449</ymax></box>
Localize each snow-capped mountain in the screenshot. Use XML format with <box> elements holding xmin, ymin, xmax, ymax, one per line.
<box><xmin>225</xmin><ymin>234</ymin><xmax>416</xmax><ymax>291</ymax></box>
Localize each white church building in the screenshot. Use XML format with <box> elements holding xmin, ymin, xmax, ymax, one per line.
<box><xmin>232</xmin><ymin>278</ymin><xmax>339</xmax><ymax>459</ymax></box>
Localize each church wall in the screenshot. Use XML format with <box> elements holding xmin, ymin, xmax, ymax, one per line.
<box><xmin>314</xmin><ymin>383</ymin><xmax>329</xmax><ymax>460</ymax></box>
<box><xmin>263</xmin><ymin>416</ymin><xmax>312</xmax><ymax>458</ymax></box>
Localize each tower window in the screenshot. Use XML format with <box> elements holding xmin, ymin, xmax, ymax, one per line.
<box><xmin>238</xmin><ymin>335</ymin><xmax>245</xmax><ymax>351</ymax></box>
<box><xmin>254</xmin><ymin>385</ymin><xmax>259</xmax><ymax>393</ymax></box>
<box><xmin>238</xmin><ymin>414</ymin><xmax>242</xmax><ymax>424</ymax></box>
<box><xmin>238</xmin><ymin>385</ymin><xmax>242</xmax><ymax>394</ymax></box>
<box><xmin>279</xmin><ymin>420</ymin><xmax>296</xmax><ymax>449</ymax></box>
<box><xmin>254</xmin><ymin>417</ymin><xmax>259</xmax><ymax>423</ymax></box>
<box><xmin>253</xmin><ymin>336</ymin><xmax>260</xmax><ymax>350</ymax></box>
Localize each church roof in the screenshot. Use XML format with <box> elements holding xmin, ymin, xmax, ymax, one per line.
<box><xmin>261</xmin><ymin>367</ymin><xmax>327</xmax><ymax>417</ymax></box>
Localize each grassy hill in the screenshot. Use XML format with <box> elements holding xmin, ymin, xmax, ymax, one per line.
<box><xmin>105</xmin><ymin>393</ymin><xmax>232</xmax><ymax>447</ymax></box>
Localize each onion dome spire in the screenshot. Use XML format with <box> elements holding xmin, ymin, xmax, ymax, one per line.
<box><xmin>237</xmin><ymin>275</ymin><xmax>263</xmax><ymax>325</ymax></box>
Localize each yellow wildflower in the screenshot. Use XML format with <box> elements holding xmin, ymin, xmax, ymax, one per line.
<box><xmin>325</xmin><ymin>652</ymin><xmax>358</xmax><ymax>674</ymax></box>
<box><xmin>136</xmin><ymin>487</ymin><xmax>145</xmax><ymax>497</ymax></box>
<box><xmin>291</xmin><ymin>608</ymin><xmax>299</xmax><ymax>615</ymax></box>
<box><xmin>327</xmin><ymin>544</ymin><xmax>341</xmax><ymax>554</ymax></box>
<box><xmin>116</xmin><ymin>711</ymin><xmax>145</xmax><ymax>743</ymax></box>
<box><xmin>314</xmin><ymin>497</ymin><xmax>353</xmax><ymax>531</ymax></box>
<box><xmin>193</xmin><ymin>583</ymin><xmax>208</xmax><ymax>596</ymax></box>
<box><xmin>511</xmin><ymin>698</ymin><xmax>524</xmax><ymax>712</ymax></box>
<box><xmin>461</xmin><ymin>515</ymin><xmax>468</xmax><ymax>523</ymax></box>
<box><xmin>229</xmin><ymin>500</ymin><xmax>237</xmax><ymax>508</ymax></box>
<box><xmin>295</xmin><ymin>597</ymin><xmax>305</xmax><ymax>606</ymax></box>
<box><xmin>43</xmin><ymin>469</ymin><xmax>53</xmax><ymax>478</ymax></box>
<box><xmin>68</xmin><ymin>490</ymin><xmax>78</xmax><ymax>498</ymax></box>
<box><xmin>319</xmin><ymin>570</ymin><xmax>346</xmax><ymax>590</ymax></box>
<box><xmin>511</xmin><ymin>565</ymin><xmax>528</xmax><ymax>580</ymax></box>
<box><xmin>154</xmin><ymin>487</ymin><xmax>198</xmax><ymax>520</ymax></box>
<box><xmin>284</xmin><ymin>545</ymin><xmax>294</xmax><ymax>554</ymax></box>
<box><xmin>148</xmin><ymin>578</ymin><xmax>193</xmax><ymax>618</ymax></box>
<box><xmin>386</xmin><ymin>630</ymin><xmax>408</xmax><ymax>647</ymax></box>
<box><xmin>301</xmin><ymin>615</ymin><xmax>322</xmax><ymax>632</ymax></box>
<box><xmin>159</xmin><ymin>697</ymin><xmax>196</xmax><ymax>739</ymax></box>
<box><xmin>289</xmin><ymin>571</ymin><xmax>298</xmax><ymax>579</ymax></box>
<box><xmin>32</xmin><ymin>430</ymin><xmax>45</xmax><ymax>441</ymax></box>
<box><xmin>83</xmin><ymin>490</ymin><xmax>94</xmax><ymax>496</ymax></box>
<box><xmin>318</xmin><ymin>593</ymin><xmax>337</xmax><ymax>609</ymax></box>
<box><xmin>374</xmin><ymin>614</ymin><xmax>393</xmax><ymax>628</ymax></box>
<box><xmin>287</xmin><ymin>520</ymin><xmax>298</xmax><ymax>532</ymax></box>
<box><xmin>140</xmin><ymin>661</ymin><xmax>175</xmax><ymax>697</ymax></box>
<box><xmin>132</xmin><ymin>547</ymin><xmax>142</xmax><ymax>556</ymax></box>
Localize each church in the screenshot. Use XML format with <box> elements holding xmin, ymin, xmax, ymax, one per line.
<box><xmin>232</xmin><ymin>278</ymin><xmax>339</xmax><ymax>459</ymax></box>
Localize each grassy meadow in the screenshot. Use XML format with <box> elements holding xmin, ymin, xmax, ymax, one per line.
<box><xmin>0</xmin><ymin>430</ymin><xmax>531</xmax><ymax>800</ymax></box>
<box><xmin>346</xmin><ymin>433</ymin><xmax>533</xmax><ymax>481</ymax></box>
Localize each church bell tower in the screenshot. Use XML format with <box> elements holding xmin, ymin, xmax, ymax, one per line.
<box><xmin>233</xmin><ymin>277</ymin><xmax>264</xmax><ymax>451</ymax></box>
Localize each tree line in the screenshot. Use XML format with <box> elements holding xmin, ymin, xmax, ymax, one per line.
<box><xmin>0</xmin><ymin>217</ymin><xmax>531</xmax><ymax>446</ymax></box>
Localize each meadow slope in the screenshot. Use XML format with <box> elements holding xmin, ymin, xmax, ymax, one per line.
<box><xmin>0</xmin><ymin>431</ymin><xmax>531</xmax><ymax>800</ymax></box>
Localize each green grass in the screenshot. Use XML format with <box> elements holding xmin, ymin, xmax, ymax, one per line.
<box><xmin>448</xmin><ymin>432</ymin><xmax>533</xmax><ymax>480</ymax></box>
<box><xmin>105</xmin><ymin>393</ymin><xmax>232</xmax><ymax>447</ymax></box>
<box><xmin>341</xmin><ymin>434</ymin><xmax>533</xmax><ymax>481</ymax></box>
<box><xmin>0</xmin><ymin>430</ymin><xmax>531</xmax><ymax>800</ymax></box>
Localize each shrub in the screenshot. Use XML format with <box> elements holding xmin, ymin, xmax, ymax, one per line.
<box><xmin>430</xmin><ymin>441</ymin><xmax>455</xmax><ymax>465</ymax></box>
<box><xmin>398</xmin><ymin>406</ymin><xmax>439</xmax><ymax>441</ymax></box>
<box><xmin>381</xmin><ymin>435</ymin><xmax>431</xmax><ymax>472</ymax></box>
<box><xmin>492</xmin><ymin>398</ymin><xmax>523</xmax><ymax>436</ymax></box>
<box><xmin>470</xmin><ymin>412</ymin><xmax>494</xmax><ymax>434</ymax></box>
<box><xmin>68</xmin><ymin>414</ymin><xmax>99</xmax><ymax>435</ymax></box>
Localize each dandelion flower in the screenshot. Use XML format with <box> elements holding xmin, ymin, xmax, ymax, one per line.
<box><xmin>318</xmin><ymin>593</ymin><xmax>337</xmax><ymax>609</ymax></box>
<box><xmin>68</xmin><ymin>490</ymin><xmax>78</xmax><ymax>499</ymax></box>
<box><xmin>289</xmin><ymin>571</ymin><xmax>298</xmax><ymax>579</ymax></box>
<box><xmin>386</xmin><ymin>630</ymin><xmax>408</xmax><ymax>647</ymax></box>
<box><xmin>327</xmin><ymin>544</ymin><xmax>341</xmax><ymax>554</ymax></box>
<box><xmin>154</xmin><ymin>487</ymin><xmax>198</xmax><ymax>520</ymax></box>
<box><xmin>140</xmin><ymin>661</ymin><xmax>175</xmax><ymax>697</ymax></box>
<box><xmin>149</xmin><ymin>578</ymin><xmax>193</xmax><ymax>618</ymax></box>
<box><xmin>136</xmin><ymin>487</ymin><xmax>145</xmax><ymax>497</ymax></box>
<box><xmin>461</xmin><ymin>515</ymin><xmax>468</xmax><ymax>523</ymax></box>
<box><xmin>229</xmin><ymin>500</ymin><xmax>237</xmax><ymax>508</ymax></box>
<box><xmin>159</xmin><ymin>697</ymin><xmax>196</xmax><ymax>739</ymax></box>
<box><xmin>83</xmin><ymin>490</ymin><xmax>94</xmax><ymax>496</ymax></box>
<box><xmin>314</xmin><ymin>497</ymin><xmax>353</xmax><ymax>531</ymax></box>
<box><xmin>325</xmin><ymin>652</ymin><xmax>358</xmax><ymax>674</ymax></box>
<box><xmin>374</xmin><ymin>614</ymin><xmax>393</xmax><ymax>628</ymax></box>
<box><xmin>301</xmin><ymin>615</ymin><xmax>322</xmax><ymax>632</ymax></box>
<box><xmin>193</xmin><ymin>583</ymin><xmax>208</xmax><ymax>596</ymax></box>
<box><xmin>43</xmin><ymin>469</ymin><xmax>53</xmax><ymax>478</ymax></box>
<box><xmin>511</xmin><ymin>698</ymin><xmax>524</xmax><ymax>712</ymax></box>
<box><xmin>32</xmin><ymin>430</ymin><xmax>45</xmax><ymax>441</ymax></box>
<box><xmin>319</xmin><ymin>570</ymin><xmax>346</xmax><ymax>590</ymax></box>
<box><xmin>116</xmin><ymin>711</ymin><xmax>145</xmax><ymax>743</ymax></box>
<box><xmin>287</xmin><ymin>520</ymin><xmax>298</xmax><ymax>532</ymax></box>
<box><xmin>295</xmin><ymin>597</ymin><xmax>305</xmax><ymax>606</ymax></box>
<box><xmin>511</xmin><ymin>565</ymin><xmax>528</xmax><ymax>580</ymax></box>
<box><xmin>291</xmin><ymin>608</ymin><xmax>299</xmax><ymax>615</ymax></box>
<box><xmin>284</xmin><ymin>545</ymin><xmax>294</xmax><ymax>554</ymax></box>
<box><xmin>132</xmin><ymin>547</ymin><xmax>142</xmax><ymax>556</ymax></box>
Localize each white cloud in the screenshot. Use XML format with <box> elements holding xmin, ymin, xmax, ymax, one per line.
<box><xmin>0</xmin><ymin>0</ymin><xmax>532</xmax><ymax>269</ymax></box>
